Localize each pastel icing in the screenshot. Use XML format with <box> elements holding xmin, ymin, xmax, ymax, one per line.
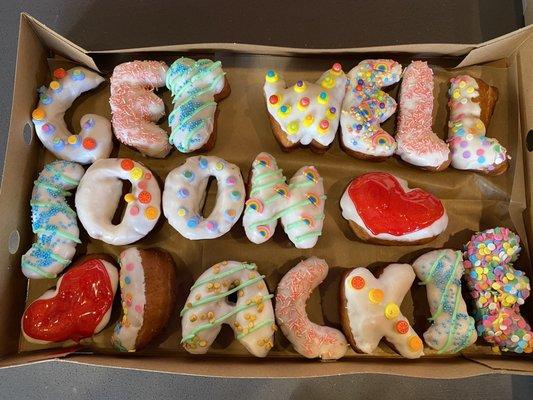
<box><xmin>340</xmin><ymin>172</ymin><xmax>448</xmax><ymax>242</ymax></box>
<box><xmin>412</xmin><ymin>249</ymin><xmax>477</xmax><ymax>353</ymax></box>
<box><xmin>340</xmin><ymin>60</ymin><xmax>401</xmax><ymax>157</ymax></box>
<box><xmin>343</xmin><ymin>264</ymin><xmax>424</xmax><ymax>359</ymax></box>
<box><xmin>275</xmin><ymin>257</ymin><xmax>348</xmax><ymax>360</ymax></box>
<box><xmin>263</xmin><ymin>63</ymin><xmax>346</xmax><ymax>147</ymax></box>
<box><xmin>243</xmin><ymin>152</ymin><xmax>326</xmax><ymax>249</ymax></box>
<box><xmin>447</xmin><ymin>75</ymin><xmax>508</xmax><ymax>172</ymax></box>
<box><xmin>31</xmin><ymin>67</ymin><xmax>113</xmax><ymax>164</ymax></box>
<box><xmin>163</xmin><ymin>156</ymin><xmax>245</xmax><ymax>240</ymax></box>
<box><xmin>22</xmin><ymin>257</ymin><xmax>118</xmax><ymax>344</ymax></box>
<box><xmin>75</xmin><ymin>158</ymin><xmax>161</xmax><ymax>245</ymax></box>
<box><xmin>110</xmin><ymin>60</ymin><xmax>171</xmax><ymax>158</ymax></box>
<box><xmin>181</xmin><ymin>261</ymin><xmax>276</xmax><ymax>357</ymax></box>
<box><xmin>463</xmin><ymin>227</ymin><xmax>532</xmax><ymax>353</ymax></box>
<box><xmin>112</xmin><ymin>247</ymin><xmax>146</xmax><ymax>352</ymax></box>
<box><xmin>166</xmin><ymin>58</ymin><xmax>227</xmax><ymax>153</ymax></box>
<box><xmin>396</xmin><ymin>61</ymin><xmax>450</xmax><ymax>168</ymax></box>
<box><xmin>21</xmin><ymin>161</ymin><xmax>84</xmax><ymax>279</ymax></box>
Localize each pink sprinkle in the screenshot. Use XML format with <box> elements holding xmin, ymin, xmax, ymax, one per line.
<box><xmin>126</xmin><ymin>263</ymin><xmax>134</xmax><ymax>271</ymax></box>
<box><xmin>144</xmin><ymin>172</ymin><xmax>152</xmax><ymax>180</ymax></box>
<box><xmin>476</xmin><ymin>148</ymin><xmax>484</xmax><ymax>156</ymax></box>
<box><xmin>138</xmin><ymin>180</ymin><xmax>148</xmax><ymax>190</ymax></box>
<box><xmin>130</xmin><ymin>206</ymin><xmax>139</xmax><ymax>216</ymax></box>
<box><xmin>135</xmin><ymin>304</ymin><xmax>143</xmax><ymax>313</ymax></box>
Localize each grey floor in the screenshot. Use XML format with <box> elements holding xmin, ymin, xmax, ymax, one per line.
<box><xmin>1</xmin><ymin>1</ymin><xmax>532</xmax><ymax>399</ymax></box>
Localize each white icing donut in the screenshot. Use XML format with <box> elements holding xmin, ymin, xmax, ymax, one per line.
<box><xmin>412</xmin><ymin>249</ymin><xmax>477</xmax><ymax>354</ymax></box>
<box><xmin>342</xmin><ymin>264</ymin><xmax>424</xmax><ymax>359</ymax></box>
<box><xmin>275</xmin><ymin>257</ymin><xmax>348</xmax><ymax>360</ymax></box>
<box><xmin>340</xmin><ymin>60</ymin><xmax>401</xmax><ymax>158</ymax></box>
<box><xmin>263</xmin><ymin>64</ymin><xmax>346</xmax><ymax>148</ymax></box>
<box><xmin>181</xmin><ymin>261</ymin><xmax>276</xmax><ymax>357</ymax></box>
<box><xmin>31</xmin><ymin>67</ymin><xmax>113</xmax><ymax>164</ymax></box>
<box><xmin>340</xmin><ymin>172</ymin><xmax>448</xmax><ymax>244</ymax></box>
<box><xmin>395</xmin><ymin>61</ymin><xmax>450</xmax><ymax>169</ymax></box>
<box><xmin>75</xmin><ymin>158</ymin><xmax>161</xmax><ymax>245</ymax></box>
<box><xmin>21</xmin><ymin>161</ymin><xmax>84</xmax><ymax>279</ymax></box>
<box><xmin>110</xmin><ymin>60</ymin><xmax>171</xmax><ymax>158</ymax></box>
<box><xmin>447</xmin><ymin>75</ymin><xmax>508</xmax><ymax>173</ymax></box>
<box><xmin>166</xmin><ymin>58</ymin><xmax>228</xmax><ymax>153</ymax></box>
<box><xmin>163</xmin><ymin>156</ymin><xmax>245</xmax><ymax>240</ymax></box>
<box><xmin>243</xmin><ymin>153</ymin><xmax>326</xmax><ymax>249</ymax></box>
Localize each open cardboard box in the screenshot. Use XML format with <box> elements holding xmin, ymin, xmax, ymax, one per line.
<box><xmin>1</xmin><ymin>13</ymin><xmax>533</xmax><ymax>378</ymax></box>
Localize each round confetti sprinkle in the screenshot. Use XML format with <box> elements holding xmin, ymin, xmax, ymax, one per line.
<box><xmin>144</xmin><ymin>206</ymin><xmax>158</xmax><ymax>220</ymax></box>
<box><xmin>395</xmin><ymin>320</ymin><xmax>409</xmax><ymax>334</ymax></box>
<box><xmin>53</xmin><ymin>68</ymin><xmax>67</xmax><ymax>79</ymax></box>
<box><xmin>408</xmin><ymin>336</ymin><xmax>423</xmax><ymax>352</ymax></box>
<box><xmin>124</xmin><ymin>193</ymin><xmax>135</xmax><ymax>203</ymax></box>
<box><xmin>82</xmin><ymin>137</ymin><xmax>96</xmax><ymax>150</ymax></box>
<box><xmin>32</xmin><ymin>108</ymin><xmax>46</xmax><ymax>121</ymax></box>
<box><xmin>384</xmin><ymin>303</ymin><xmax>400</xmax><ymax>320</ymax></box>
<box><xmin>130</xmin><ymin>167</ymin><xmax>143</xmax><ymax>181</ymax></box>
<box><xmin>351</xmin><ymin>276</ymin><xmax>365</xmax><ymax>290</ymax></box>
<box><xmin>368</xmin><ymin>288</ymin><xmax>384</xmax><ymax>304</ymax></box>
<box><xmin>138</xmin><ymin>191</ymin><xmax>152</xmax><ymax>204</ymax></box>
<box><xmin>130</xmin><ymin>206</ymin><xmax>140</xmax><ymax>216</ymax></box>
<box><xmin>121</xmin><ymin>159</ymin><xmax>134</xmax><ymax>171</ymax></box>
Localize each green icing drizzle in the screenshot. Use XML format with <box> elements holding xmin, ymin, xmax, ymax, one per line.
<box><xmin>33</xmin><ymin>180</ymin><xmax>72</xmax><ymax>197</ymax></box>
<box><xmin>35</xmin><ymin>228</ymin><xmax>81</xmax><ymax>243</ymax></box>
<box><xmin>250</xmin><ymin>177</ymin><xmax>286</xmax><ymax>196</ymax></box>
<box><xmin>236</xmin><ymin>318</ymin><xmax>274</xmax><ymax>340</ymax></box>
<box><xmin>429</xmin><ymin>252</ymin><xmax>460</xmax><ymax>322</ymax></box>
<box><xmin>438</xmin><ymin>279</ymin><xmax>462</xmax><ymax>354</ymax></box>
<box><xmin>21</xmin><ymin>260</ymin><xmax>56</xmax><ymax>279</ymax></box>
<box><xmin>419</xmin><ymin>252</ymin><xmax>445</xmax><ymax>285</ymax></box>
<box><xmin>252</xmin><ymin>169</ymin><xmax>283</xmax><ymax>185</ymax></box>
<box><xmin>191</xmin><ymin>263</ymin><xmax>256</xmax><ymax>290</ymax></box>
<box><xmin>284</xmin><ymin>214</ymin><xmax>325</xmax><ymax>231</ymax></box>
<box><xmin>293</xmin><ymin>231</ymin><xmax>322</xmax><ymax>243</ymax></box>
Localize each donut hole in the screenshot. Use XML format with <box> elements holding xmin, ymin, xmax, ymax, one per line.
<box><xmin>226</xmin><ymin>290</ymin><xmax>238</xmax><ymax>305</ymax></box>
<box><xmin>110</xmin><ymin>179</ymin><xmax>133</xmax><ymax>226</ymax></box>
<box><xmin>200</xmin><ymin>177</ymin><xmax>218</xmax><ymax>218</ymax></box>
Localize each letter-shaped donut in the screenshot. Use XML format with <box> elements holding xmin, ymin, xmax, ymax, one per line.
<box><xmin>447</xmin><ymin>75</ymin><xmax>509</xmax><ymax>174</ymax></box>
<box><xmin>21</xmin><ymin>161</ymin><xmax>84</xmax><ymax>279</ymax></box>
<box><xmin>340</xmin><ymin>264</ymin><xmax>424</xmax><ymax>358</ymax></box>
<box><xmin>412</xmin><ymin>249</ymin><xmax>477</xmax><ymax>353</ymax></box>
<box><xmin>31</xmin><ymin>67</ymin><xmax>113</xmax><ymax>164</ymax></box>
<box><xmin>340</xmin><ymin>60</ymin><xmax>401</xmax><ymax>160</ymax></box>
<box><xmin>112</xmin><ymin>247</ymin><xmax>177</xmax><ymax>352</ymax></box>
<box><xmin>243</xmin><ymin>152</ymin><xmax>326</xmax><ymax>249</ymax></box>
<box><xmin>75</xmin><ymin>158</ymin><xmax>161</xmax><ymax>245</ymax></box>
<box><xmin>166</xmin><ymin>58</ymin><xmax>230</xmax><ymax>153</ymax></box>
<box><xmin>464</xmin><ymin>227</ymin><xmax>532</xmax><ymax>353</ymax></box>
<box><xmin>263</xmin><ymin>63</ymin><xmax>346</xmax><ymax>151</ymax></box>
<box><xmin>181</xmin><ymin>261</ymin><xmax>276</xmax><ymax>357</ymax></box>
<box><xmin>110</xmin><ymin>60</ymin><xmax>171</xmax><ymax>158</ymax></box>
<box><xmin>275</xmin><ymin>257</ymin><xmax>348</xmax><ymax>360</ymax></box>
<box><xmin>163</xmin><ymin>156</ymin><xmax>245</xmax><ymax>240</ymax></box>
<box><xmin>395</xmin><ymin>61</ymin><xmax>450</xmax><ymax>170</ymax></box>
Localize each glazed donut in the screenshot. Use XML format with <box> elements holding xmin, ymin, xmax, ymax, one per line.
<box><xmin>75</xmin><ymin>158</ymin><xmax>161</xmax><ymax>245</ymax></box>
<box><xmin>243</xmin><ymin>152</ymin><xmax>326</xmax><ymax>249</ymax></box>
<box><xmin>163</xmin><ymin>156</ymin><xmax>245</xmax><ymax>240</ymax></box>
<box><xmin>21</xmin><ymin>161</ymin><xmax>84</xmax><ymax>279</ymax></box>
<box><xmin>463</xmin><ymin>227</ymin><xmax>532</xmax><ymax>353</ymax></box>
<box><xmin>340</xmin><ymin>172</ymin><xmax>448</xmax><ymax>245</ymax></box>
<box><xmin>275</xmin><ymin>257</ymin><xmax>348</xmax><ymax>360</ymax></box>
<box><xmin>412</xmin><ymin>249</ymin><xmax>477</xmax><ymax>353</ymax></box>
<box><xmin>166</xmin><ymin>58</ymin><xmax>230</xmax><ymax>153</ymax></box>
<box><xmin>112</xmin><ymin>247</ymin><xmax>177</xmax><ymax>352</ymax></box>
<box><xmin>31</xmin><ymin>67</ymin><xmax>113</xmax><ymax>164</ymax></box>
<box><xmin>263</xmin><ymin>63</ymin><xmax>346</xmax><ymax>152</ymax></box>
<box><xmin>22</xmin><ymin>254</ymin><xmax>118</xmax><ymax>344</ymax></box>
<box><xmin>396</xmin><ymin>61</ymin><xmax>450</xmax><ymax>170</ymax></box>
<box><xmin>447</xmin><ymin>75</ymin><xmax>509</xmax><ymax>175</ymax></box>
<box><xmin>340</xmin><ymin>60</ymin><xmax>401</xmax><ymax>160</ymax></box>
<box><xmin>110</xmin><ymin>60</ymin><xmax>171</xmax><ymax>158</ymax></box>
<box><xmin>181</xmin><ymin>261</ymin><xmax>276</xmax><ymax>357</ymax></box>
<box><xmin>340</xmin><ymin>264</ymin><xmax>424</xmax><ymax>359</ymax></box>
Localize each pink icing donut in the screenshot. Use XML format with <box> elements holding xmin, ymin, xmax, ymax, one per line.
<box><xmin>275</xmin><ymin>257</ymin><xmax>348</xmax><ymax>360</ymax></box>
<box><xmin>110</xmin><ymin>61</ymin><xmax>171</xmax><ymax>158</ymax></box>
<box><xmin>396</xmin><ymin>61</ymin><xmax>450</xmax><ymax>170</ymax></box>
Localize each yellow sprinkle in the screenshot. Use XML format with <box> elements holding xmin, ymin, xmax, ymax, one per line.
<box><xmin>303</xmin><ymin>114</ymin><xmax>314</xmax><ymax>127</ymax></box>
<box><xmin>368</xmin><ymin>288</ymin><xmax>384</xmax><ymax>304</ymax></box>
<box><xmin>49</xmin><ymin>81</ymin><xmax>61</xmax><ymax>90</ymax></box>
<box><xmin>130</xmin><ymin>167</ymin><xmax>143</xmax><ymax>181</ymax></box>
<box><xmin>124</xmin><ymin>193</ymin><xmax>135</xmax><ymax>203</ymax></box>
<box><xmin>67</xmin><ymin>135</ymin><xmax>78</xmax><ymax>145</ymax></box>
<box><xmin>199</xmin><ymin>340</ymin><xmax>207</xmax><ymax>347</ymax></box>
<box><xmin>384</xmin><ymin>303</ymin><xmax>400</xmax><ymax>320</ymax></box>
<box><xmin>195</xmin><ymin>293</ymin><xmax>201</xmax><ymax>301</ymax></box>
<box><xmin>189</xmin><ymin>314</ymin><xmax>197</xmax><ymax>322</ymax></box>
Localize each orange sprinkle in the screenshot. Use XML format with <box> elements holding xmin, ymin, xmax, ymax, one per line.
<box><xmin>351</xmin><ymin>276</ymin><xmax>365</xmax><ymax>290</ymax></box>
<box><xmin>121</xmin><ymin>159</ymin><xmax>134</xmax><ymax>171</ymax></box>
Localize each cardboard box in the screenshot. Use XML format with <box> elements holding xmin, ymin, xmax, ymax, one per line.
<box><xmin>0</xmin><ymin>13</ymin><xmax>532</xmax><ymax>378</ymax></box>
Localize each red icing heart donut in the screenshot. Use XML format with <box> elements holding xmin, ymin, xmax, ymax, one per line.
<box><xmin>347</xmin><ymin>172</ymin><xmax>444</xmax><ymax>236</ymax></box>
<box><xmin>22</xmin><ymin>255</ymin><xmax>118</xmax><ymax>343</ymax></box>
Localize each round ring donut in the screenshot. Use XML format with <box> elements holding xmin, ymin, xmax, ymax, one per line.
<box><xmin>163</xmin><ymin>156</ymin><xmax>245</xmax><ymax>240</ymax></box>
<box><xmin>75</xmin><ymin>158</ymin><xmax>161</xmax><ymax>245</ymax></box>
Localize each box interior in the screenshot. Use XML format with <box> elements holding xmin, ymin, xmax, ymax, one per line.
<box><xmin>1</xmin><ymin>14</ymin><xmax>533</xmax><ymax>377</ymax></box>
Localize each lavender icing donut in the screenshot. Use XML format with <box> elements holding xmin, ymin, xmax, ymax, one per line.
<box><xmin>31</xmin><ymin>67</ymin><xmax>113</xmax><ymax>164</ymax></box>
<box><xmin>163</xmin><ymin>156</ymin><xmax>245</xmax><ymax>240</ymax></box>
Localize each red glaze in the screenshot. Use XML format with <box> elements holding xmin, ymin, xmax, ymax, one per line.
<box><xmin>22</xmin><ymin>258</ymin><xmax>115</xmax><ymax>343</ymax></box>
<box><xmin>348</xmin><ymin>172</ymin><xmax>444</xmax><ymax>236</ymax></box>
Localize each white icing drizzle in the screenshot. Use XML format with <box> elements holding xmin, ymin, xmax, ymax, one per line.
<box><xmin>263</xmin><ymin>64</ymin><xmax>346</xmax><ymax>147</ymax></box>
<box><xmin>343</xmin><ymin>264</ymin><xmax>424</xmax><ymax>359</ymax></box>
<box><xmin>31</xmin><ymin>67</ymin><xmax>113</xmax><ymax>164</ymax></box>
<box><xmin>447</xmin><ymin>75</ymin><xmax>508</xmax><ymax>172</ymax></box>
<box><xmin>243</xmin><ymin>152</ymin><xmax>326</xmax><ymax>249</ymax></box>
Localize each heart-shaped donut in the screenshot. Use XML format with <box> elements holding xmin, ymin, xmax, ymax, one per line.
<box><xmin>340</xmin><ymin>172</ymin><xmax>448</xmax><ymax>245</ymax></box>
<box><xmin>22</xmin><ymin>255</ymin><xmax>118</xmax><ymax>344</ymax></box>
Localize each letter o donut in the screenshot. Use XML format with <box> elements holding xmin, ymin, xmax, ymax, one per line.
<box><xmin>75</xmin><ymin>158</ymin><xmax>161</xmax><ymax>245</ymax></box>
<box><xmin>163</xmin><ymin>156</ymin><xmax>245</xmax><ymax>240</ymax></box>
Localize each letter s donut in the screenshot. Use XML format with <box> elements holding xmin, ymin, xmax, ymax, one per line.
<box><xmin>31</xmin><ymin>67</ymin><xmax>113</xmax><ymax>164</ymax></box>
<box><xmin>275</xmin><ymin>257</ymin><xmax>348</xmax><ymax>360</ymax></box>
<box><xmin>75</xmin><ymin>158</ymin><xmax>161</xmax><ymax>245</ymax></box>
<box><xmin>110</xmin><ymin>61</ymin><xmax>172</xmax><ymax>158</ymax></box>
